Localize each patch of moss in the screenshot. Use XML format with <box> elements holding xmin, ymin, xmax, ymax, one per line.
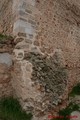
<box><xmin>0</xmin><ymin>97</ymin><xmax>33</xmax><ymax>120</ymax></box>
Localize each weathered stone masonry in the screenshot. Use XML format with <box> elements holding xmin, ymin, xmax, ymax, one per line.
<box><xmin>0</xmin><ymin>0</ymin><xmax>80</xmax><ymax>120</ymax></box>
<box><xmin>0</xmin><ymin>36</ymin><xmax>14</xmax><ymax>98</ymax></box>
<box><xmin>12</xmin><ymin>0</ymin><xmax>68</xmax><ymax>119</ymax></box>
<box><xmin>0</xmin><ymin>0</ymin><xmax>13</xmax><ymax>34</ymax></box>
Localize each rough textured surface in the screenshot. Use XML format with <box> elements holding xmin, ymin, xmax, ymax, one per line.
<box><xmin>0</xmin><ymin>0</ymin><xmax>80</xmax><ymax>120</ymax></box>
<box><xmin>0</xmin><ymin>0</ymin><xmax>13</xmax><ymax>34</ymax></box>
<box><xmin>71</xmin><ymin>111</ymin><xmax>80</xmax><ymax>120</ymax></box>
<box><xmin>0</xmin><ymin>36</ymin><xmax>14</xmax><ymax>53</ymax></box>
<box><xmin>0</xmin><ymin>36</ymin><xmax>14</xmax><ymax>98</ymax></box>
<box><xmin>35</xmin><ymin>0</ymin><xmax>80</xmax><ymax>90</ymax></box>
<box><xmin>25</xmin><ymin>52</ymin><xmax>68</xmax><ymax>105</ymax></box>
<box><xmin>0</xmin><ymin>53</ymin><xmax>12</xmax><ymax>66</ymax></box>
<box><xmin>0</xmin><ymin>64</ymin><xmax>12</xmax><ymax>97</ymax></box>
<box><xmin>12</xmin><ymin>0</ymin><xmax>80</xmax><ymax>119</ymax></box>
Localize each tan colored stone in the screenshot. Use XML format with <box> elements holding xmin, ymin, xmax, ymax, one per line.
<box><xmin>0</xmin><ymin>0</ymin><xmax>80</xmax><ymax>120</ymax></box>
<box><xmin>13</xmin><ymin>49</ymin><xmax>24</xmax><ymax>61</ymax></box>
<box><xmin>14</xmin><ymin>37</ymin><xmax>25</xmax><ymax>44</ymax></box>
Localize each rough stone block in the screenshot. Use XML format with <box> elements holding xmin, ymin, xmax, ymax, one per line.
<box><xmin>13</xmin><ymin>49</ymin><xmax>24</xmax><ymax>61</ymax></box>
<box><xmin>70</xmin><ymin>111</ymin><xmax>80</xmax><ymax>120</ymax></box>
<box><xmin>15</xmin><ymin>41</ymin><xmax>30</xmax><ymax>53</ymax></box>
<box><xmin>28</xmin><ymin>19</ymin><xmax>36</xmax><ymax>26</ymax></box>
<box><xmin>13</xmin><ymin>19</ymin><xmax>34</xmax><ymax>35</ymax></box>
<box><xmin>0</xmin><ymin>53</ymin><xmax>12</xmax><ymax>66</ymax></box>
<box><xmin>25</xmin><ymin>39</ymin><xmax>32</xmax><ymax>44</ymax></box>
<box><xmin>14</xmin><ymin>37</ymin><xmax>25</xmax><ymax>44</ymax></box>
<box><xmin>18</xmin><ymin>32</ymin><xmax>27</xmax><ymax>37</ymax></box>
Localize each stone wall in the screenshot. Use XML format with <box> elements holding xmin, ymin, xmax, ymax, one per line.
<box><xmin>0</xmin><ymin>0</ymin><xmax>13</xmax><ymax>34</ymax></box>
<box><xmin>0</xmin><ymin>36</ymin><xmax>14</xmax><ymax>98</ymax></box>
<box><xmin>12</xmin><ymin>0</ymin><xmax>68</xmax><ymax>120</ymax></box>
<box><xmin>0</xmin><ymin>0</ymin><xmax>80</xmax><ymax>120</ymax></box>
<box><xmin>35</xmin><ymin>0</ymin><xmax>80</xmax><ymax>88</ymax></box>
<box><xmin>12</xmin><ymin>0</ymin><xmax>80</xmax><ymax>119</ymax></box>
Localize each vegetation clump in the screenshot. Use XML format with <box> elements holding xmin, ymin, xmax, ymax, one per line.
<box><xmin>0</xmin><ymin>33</ymin><xmax>13</xmax><ymax>40</ymax></box>
<box><xmin>0</xmin><ymin>97</ymin><xmax>32</xmax><ymax>120</ymax></box>
<box><xmin>51</xmin><ymin>102</ymin><xmax>80</xmax><ymax>120</ymax></box>
<box><xmin>69</xmin><ymin>82</ymin><xmax>80</xmax><ymax>97</ymax></box>
<box><xmin>0</xmin><ymin>33</ymin><xmax>13</xmax><ymax>43</ymax></box>
<box><xmin>51</xmin><ymin>82</ymin><xmax>80</xmax><ymax>120</ymax></box>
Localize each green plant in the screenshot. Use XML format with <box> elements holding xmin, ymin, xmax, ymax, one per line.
<box><xmin>68</xmin><ymin>83</ymin><xmax>80</xmax><ymax>97</ymax></box>
<box><xmin>51</xmin><ymin>82</ymin><xmax>80</xmax><ymax>120</ymax></box>
<box><xmin>0</xmin><ymin>33</ymin><xmax>13</xmax><ymax>45</ymax></box>
<box><xmin>0</xmin><ymin>97</ymin><xmax>33</xmax><ymax>120</ymax></box>
<box><xmin>0</xmin><ymin>33</ymin><xmax>12</xmax><ymax>39</ymax></box>
<box><xmin>51</xmin><ymin>102</ymin><xmax>80</xmax><ymax>120</ymax></box>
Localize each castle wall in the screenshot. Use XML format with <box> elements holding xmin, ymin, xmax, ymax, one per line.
<box><xmin>12</xmin><ymin>0</ymin><xmax>69</xmax><ymax>120</ymax></box>
<box><xmin>0</xmin><ymin>36</ymin><xmax>14</xmax><ymax>98</ymax></box>
<box><xmin>0</xmin><ymin>0</ymin><xmax>80</xmax><ymax>120</ymax></box>
<box><xmin>35</xmin><ymin>0</ymin><xmax>80</xmax><ymax>88</ymax></box>
<box><xmin>0</xmin><ymin>0</ymin><xmax>13</xmax><ymax>34</ymax></box>
<box><xmin>0</xmin><ymin>0</ymin><xmax>14</xmax><ymax>97</ymax></box>
<box><xmin>12</xmin><ymin>0</ymin><xmax>80</xmax><ymax>119</ymax></box>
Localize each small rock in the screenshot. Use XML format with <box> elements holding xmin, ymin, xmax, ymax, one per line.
<box><xmin>70</xmin><ymin>111</ymin><xmax>80</xmax><ymax>120</ymax></box>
